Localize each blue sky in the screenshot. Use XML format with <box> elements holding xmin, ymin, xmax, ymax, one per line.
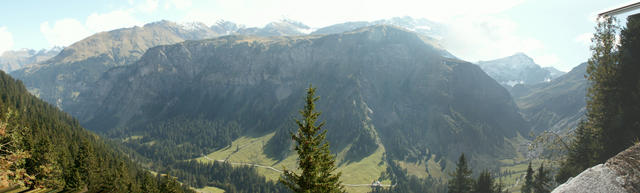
<box><xmin>0</xmin><ymin>0</ymin><xmax>637</xmax><ymax>71</ymax></box>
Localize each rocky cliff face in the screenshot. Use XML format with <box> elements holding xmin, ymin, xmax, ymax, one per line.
<box><xmin>69</xmin><ymin>25</ymin><xmax>526</xmax><ymax>164</ymax></box>
<box><xmin>552</xmin><ymin>143</ymin><xmax>640</xmax><ymax>193</ymax></box>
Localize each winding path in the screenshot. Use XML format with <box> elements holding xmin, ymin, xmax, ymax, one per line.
<box><xmin>202</xmin><ymin>155</ymin><xmax>393</xmax><ymax>187</ymax></box>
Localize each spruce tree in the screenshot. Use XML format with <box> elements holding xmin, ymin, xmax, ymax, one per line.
<box><xmin>0</xmin><ymin>111</ymin><xmax>31</xmax><ymax>187</ymax></box>
<box><xmin>557</xmin><ymin>15</ymin><xmax>623</xmax><ymax>183</ymax></box>
<box><xmin>585</xmin><ymin>16</ymin><xmax>621</xmax><ymax>162</ymax></box>
<box><xmin>613</xmin><ymin>13</ymin><xmax>640</xmax><ymax>158</ymax></box>
<box><xmin>280</xmin><ymin>85</ymin><xmax>344</xmax><ymax>193</ymax></box>
<box><xmin>473</xmin><ymin>170</ymin><xmax>494</xmax><ymax>193</ymax></box>
<box><xmin>533</xmin><ymin>164</ymin><xmax>550</xmax><ymax>193</ymax></box>
<box><xmin>522</xmin><ymin>162</ymin><xmax>534</xmax><ymax>193</ymax></box>
<box><xmin>448</xmin><ymin>153</ymin><xmax>473</xmax><ymax>193</ymax></box>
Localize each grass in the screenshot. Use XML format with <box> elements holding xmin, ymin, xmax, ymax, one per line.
<box><xmin>194</xmin><ymin>132</ymin><xmax>390</xmax><ymax>193</ymax></box>
<box><xmin>193</xmin><ymin>131</ymin><xmax>551</xmax><ymax>193</ymax></box>
<box><xmin>493</xmin><ymin>133</ymin><xmax>553</xmax><ymax>192</ymax></box>
<box><xmin>395</xmin><ymin>154</ymin><xmax>448</xmax><ymax>181</ymax></box>
<box><xmin>194</xmin><ymin>186</ymin><xmax>225</xmax><ymax>193</ymax></box>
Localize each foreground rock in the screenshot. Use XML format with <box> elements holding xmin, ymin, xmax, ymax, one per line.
<box><xmin>552</xmin><ymin>143</ymin><xmax>640</xmax><ymax>193</ymax></box>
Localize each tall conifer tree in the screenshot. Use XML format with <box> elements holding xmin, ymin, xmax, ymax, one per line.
<box><xmin>533</xmin><ymin>164</ymin><xmax>550</xmax><ymax>193</ymax></box>
<box><xmin>522</xmin><ymin>162</ymin><xmax>534</xmax><ymax>193</ymax></box>
<box><xmin>280</xmin><ymin>85</ymin><xmax>344</xmax><ymax>193</ymax></box>
<box><xmin>448</xmin><ymin>153</ymin><xmax>473</xmax><ymax>193</ymax></box>
<box><xmin>473</xmin><ymin>170</ymin><xmax>495</xmax><ymax>193</ymax></box>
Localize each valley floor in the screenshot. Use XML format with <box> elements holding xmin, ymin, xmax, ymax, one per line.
<box><xmin>192</xmin><ymin>132</ymin><xmax>545</xmax><ymax>193</ymax></box>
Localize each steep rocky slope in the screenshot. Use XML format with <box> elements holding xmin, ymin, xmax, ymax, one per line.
<box><xmin>514</xmin><ymin>63</ymin><xmax>587</xmax><ymax>133</ymax></box>
<box><xmin>552</xmin><ymin>143</ymin><xmax>640</xmax><ymax>193</ymax></box>
<box><xmin>70</xmin><ymin>26</ymin><xmax>527</xmax><ymax>168</ymax></box>
<box><xmin>11</xmin><ymin>20</ymin><xmax>223</xmax><ymax>109</ymax></box>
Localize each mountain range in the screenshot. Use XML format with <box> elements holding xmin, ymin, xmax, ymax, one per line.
<box><xmin>476</xmin><ymin>53</ymin><xmax>565</xmax><ymax>87</ymax></box>
<box><xmin>0</xmin><ymin>47</ymin><xmax>61</xmax><ymax>72</ymax></box>
<box><xmin>69</xmin><ymin>25</ymin><xmax>526</xmax><ymax>165</ymax></box>
<box><xmin>11</xmin><ymin>17</ymin><xmax>448</xmax><ymax>111</ymax></box>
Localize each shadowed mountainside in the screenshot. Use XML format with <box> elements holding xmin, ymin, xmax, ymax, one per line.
<box><xmin>70</xmin><ymin>26</ymin><xmax>527</xmax><ymax>169</ymax></box>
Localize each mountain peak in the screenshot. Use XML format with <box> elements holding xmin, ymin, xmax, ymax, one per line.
<box><xmin>347</xmin><ymin>24</ymin><xmax>415</xmax><ymax>35</ymax></box>
<box><xmin>275</xmin><ymin>18</ymin><xmax>310</xmax><ymax>28</ymax></box>
<box><xmin>510</xmin><ymin>52</ymin><xmax>534</xmax><ymax>61</ymax></box>
<box><xmin>143</xmin><ymin>20</ymin><xmax>180</xmax><ymax>28</ymax></box>
<box><xmin>477</xmin><ymin>52</ymin><xmax>558</xmax><ymax>86</ymax></box>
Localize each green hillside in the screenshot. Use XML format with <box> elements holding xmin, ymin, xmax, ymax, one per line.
<box><xmin>0</xmin><ymin>70</ymin><xmax>191</xmax><ymax>192</ymax></box>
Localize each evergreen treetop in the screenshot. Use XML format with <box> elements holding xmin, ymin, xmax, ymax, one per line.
<box><xmin>448</xmin><ymin>153</ymin><xmax>473</xmax><ymax>193</ymax></box>
<box><xmin>280</xmin><ymin>85</ymin><xmax>344</xmax><ymax>193</ymax></box>
<box><xmin>522</xmin><ymin>162</ymin><xmax>534</xmax><ymax>193</ymax></box>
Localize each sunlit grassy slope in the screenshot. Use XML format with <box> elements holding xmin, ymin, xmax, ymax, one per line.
<box><xmin>194</xmin><ymin>186</ymin><xmax>225</xmax><ymax>193</ymax></box>
<box><xmin>194</xmin><ymin>131</ymin><xmax>542</xmax><ymax>193</ymax></box>
<box><xmin>194</xmin><ymin>132</ymin><xmax>391</xmax><ymax>193</ymax></box>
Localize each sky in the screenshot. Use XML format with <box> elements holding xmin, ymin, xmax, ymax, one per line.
<box><xmin>0</xmin><ymin>0</ymin><xmax>637</xmax><ymax>71</ymax></box>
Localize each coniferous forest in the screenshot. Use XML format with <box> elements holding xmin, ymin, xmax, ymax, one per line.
<box><xmin>0</xmin><ymin>70</ymin><xmax>192</xmax><ymax>192</ymax></box>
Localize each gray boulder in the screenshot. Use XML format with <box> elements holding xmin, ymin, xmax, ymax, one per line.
<box><xmin>553</xmin><ymin>143</ymin><xmax>640</xmax><ymax>193</ymax></box>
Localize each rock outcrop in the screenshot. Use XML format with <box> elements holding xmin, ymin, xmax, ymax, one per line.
<box><xmin>552</xmin><ymin>143</ymin><xmax>640</xmax><ymax>193</ymax></box>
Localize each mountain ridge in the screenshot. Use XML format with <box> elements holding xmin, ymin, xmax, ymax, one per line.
<box><xmin>514</xmin><ymin>62</ymin><xmax>587</xmax><ymax>133</ymax></box>
<box><xmin>69</xmin><ymin>25</ymin><xmax>527</xmax><ymax>174</ymax></box>
<box><xmin>0</xmin><ymin>47</ymin><xmax>61</xmax><ymax>72</ymax></box>
<box><xmin>477</xmin><ymin>53</ymin><xmax>565</xmax><ymax>87</ymax></box>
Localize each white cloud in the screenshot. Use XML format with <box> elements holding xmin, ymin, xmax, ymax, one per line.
<box><xmin>533</xmin><ymin>54</ymin><xmax>560</xmax><ymax>66</ymax></box>
<box><xmin>138</xmin><ymin>0</ymin><xmax>159</xmax><ymax>13</ymax></box>
<box><xmin>0</xmin><ymin>27</ymin><xmax>14</xmax><ymax>55</ymax></box>
<box><xmin>440</xmin><ymin>15</ymin><xmax>545</xmax><ymax>62</ymax></box>
<box><xmin>575</xmin><ymin>33</ymin><xmax>593</xmax><ymax>46</ymax></box>
<box><xmin>40</xmin><ymin>19</ymin><xmax>92</xmax><ymax>47</ymax></box>
<box><xmin>182</xmin><ymin>10</ymin><xmax>224</xmax><ymax>26</ymax></box>
<box><xmin>166</xmin><ymin>0</ymin><xmax>192</xmax><ymax>10</ymax></box>
<box><xmin>179</xmin><ymin>0</ymin><xmax>526</xmax><ymax>28</ymax></box>
<box><xmin>40</xmin><ymin>3</ymin><xmax>149</xmax><ymax>47</ymax></box>
<box><xmin>86</xmin><ymin>9</ymin><xmax>142</xmax><ymax>32</ymax></box>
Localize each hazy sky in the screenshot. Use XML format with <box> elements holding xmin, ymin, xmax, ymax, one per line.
<box><xmin>0</xmin><ymin>0</ymin><xmax>637</xmax><ymax>71</ymax></box>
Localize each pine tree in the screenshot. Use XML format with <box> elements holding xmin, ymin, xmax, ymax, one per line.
<box><xmin>280</xmin><ymin>85</ymin><xmax>344</xmax><ymax>193</ymax></box>
<box><xmin>557</xmin><ymin>121</ymin><xmax>597</xmax><ymax>183</ymax></box>
<box><xmin>532</xmin><ymin>164</ymin><xmax>550</xmax><ymax>193</ymax></box>
<box><xmin>473</xmin><ymin>170</ymin><xmax>494</xmax><ymax>193</ymax></box>
<box><xmin>522</xmin><ymin>162</ymin><xmax>534</xmax><ymax>193</ymax></box>
<box><xmin>158</xmin><ymin>174</ymin><xmax>182</xmax><ymax>193</ymax></box>
<box><xmin>558</xmin><ymin>15</ymin><xmax>622</xmax><ymax>183</ymax></box>
<box><xmin>139</xmin><ymin>172</ymin><xmax>160</xmax><ymax>193</ymax></box>
<box><xmin>585</xmin><ymin>16</ymin><xmax>621</xmax><ymax>162</ymax></box>
<box><xmin>28</xmin><ymin>138</ymin><xmax>64</xmax><ymax>189</ymax></box>
<box><xmin>0</xmin><ymin>110</ymin><xmax>32</xmax><ymax>187</ymax></box>
<box><xmin>448</xmin><ymin>153</ymin><xmax>473</xmax><ymax>193</ymax></box>
<box><xmin>614</xmin><ymin>13</ymin><xmax>640</xmax><ymax>158</ymax></box>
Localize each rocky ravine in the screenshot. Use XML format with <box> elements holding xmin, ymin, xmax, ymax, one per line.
<box><xmin>552</xmin><ymin>143</ymin><xmax>640</xmax><ymax>193</ymax></box>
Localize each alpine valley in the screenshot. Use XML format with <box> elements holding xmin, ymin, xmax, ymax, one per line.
<box><xmin>5</xmin><ymin>17</ymin><xmax>592</xmax><ymax>193</ymax></box>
